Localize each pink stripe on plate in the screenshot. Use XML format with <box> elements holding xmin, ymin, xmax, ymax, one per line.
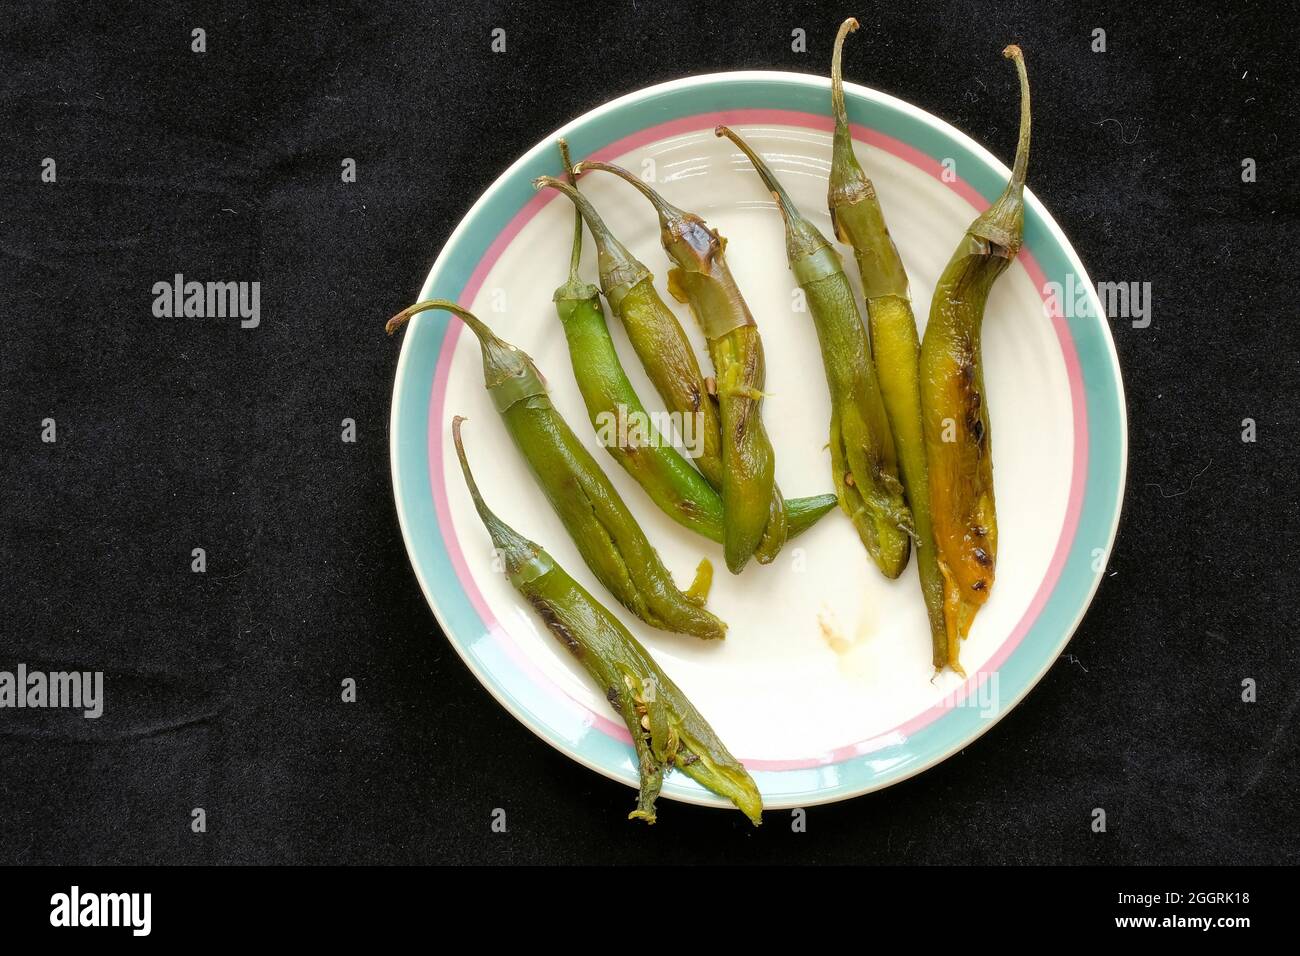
<box><xmin>426</xmin><ymin>108</ymin><xmax>1088</xmax><ymax>769</ymax></box>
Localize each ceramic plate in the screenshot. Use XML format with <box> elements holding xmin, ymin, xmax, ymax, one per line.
<box><xmin>389</xmin><ymin>72</ymin><xmax>1126</xmax><ymax>811</ymax></box>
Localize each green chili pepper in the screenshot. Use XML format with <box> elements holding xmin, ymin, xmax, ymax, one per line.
<box><xmin>716</xmin><ymin>125</ymin><xmax>913</xmax><ymax>579</ymax></box>
<box><xmin>548</xmin><ymin>142</ymin><xmax>724</xmax><ymax>542</ymax></box>
<box><xmin>533</xmin><ymin>175</ymin><xmax>726</xmax><ymax>490</ymax></box>
<box><xmin>919</xmin><ymin>45</ymin><xmax>1031</xmax><ymax>669</ymax></box>
<box><xmin>538</xmin><ymin>164</ymin><xmax>837</xmax><ymax>560</ymax></box>
<box><xmin>387</xmin><ymin>300</ymin><xmax>726</xmax><ymax>641</ymax></box>
<box><xmin>574</xmin><ymin>160</ymin><xmax>789</xmax><ymax>573</ymax></box>
<box><xmin>827</xmin><ymin>19</ymin><xmax>948</xmax><ymax>671</ymax></box>
<box><xmin>451</xmin><ymin>416</ymin><xmax>763</xmax><ymax>825</ymax></box>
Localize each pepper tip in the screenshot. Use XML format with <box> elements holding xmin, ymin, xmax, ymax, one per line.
<box><xmin>450</xmin><ymin>415</ymin><xmax>469</xmax><ymax>456</ymax></box>
<box><xmin>1002</xmin><ymin>43</ymin><xmax>1023</xmax><ymax>61</ymax></box>
<box><xmin>385</xmin><ymin>311</ymin><xmax>409</xmax><ymax>337</ymax></box>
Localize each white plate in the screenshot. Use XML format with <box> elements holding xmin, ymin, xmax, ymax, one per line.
<box><xmin>389</xmin><ymin>72</ymin><xmax>1127</xmax><ymax>812</ymax></box>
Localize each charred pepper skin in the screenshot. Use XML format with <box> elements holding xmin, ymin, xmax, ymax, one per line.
<box><xmin>451</xmin><ymin>417</ymin><xmax>763</xmax><ymax>825</ymax></box>
<box><xmin>715</xmin><ymin>125</ymin><xmax>913</xmax><ymax>579</ymax></box>
<box><xmin>920</xmin><ymin>45</ymin><xmax>1031</xmax><ymax>669</ymax></box>
<box><xmin>534</xmin><ymin>175</ymin><xmax>726</xmax><ymax>490</ymax></box>
<box><xmin>387</xmin><ymin>299</ymin><xmax>726</xmax><ymax>641</ymax></box>
<box><xmin>827</xmin><ymin>18</ymin><xmax>949</xmax><ymax>671</ymax></box>
<box><xmin>575</xmin><ymin>160</ymin><xmax>786</xmax><ymax>573</ymax></box>
<box><xmin>545</xmin><ymin>148</ymin><xmax>838</xmax><ymax>551</ymax></box>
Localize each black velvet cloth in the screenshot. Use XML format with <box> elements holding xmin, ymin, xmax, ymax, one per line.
<box><xmin>1</xmin><ymin>0</ymin><xmax>1295</xmax><ymax>864</ymax></box>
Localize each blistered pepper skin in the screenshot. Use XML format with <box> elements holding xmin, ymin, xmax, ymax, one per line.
<box><xmin>919</xmin><ymin>45</ymin><xmax>1031</xmax><ymax>668</ymax></box>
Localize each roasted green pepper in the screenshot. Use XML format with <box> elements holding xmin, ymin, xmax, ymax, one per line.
<box><xmin>574</xmin><ymin>160</ymin><xmax>788</xmax><ymax>572</ymax></box>
<box><xmin>451</xmin><ymin>416</ymin><xmax>763</xmax><ymax>825</ymax></box>
<box><xmin>920</xmin><ymin>45</ymin><xmax>1031</xmax><ymax>668</ymax></box>
<box><xmin>716</xmin><ymin>125</ymin><xmax>913</xmax><ymax>578</ymax></box>
<box><xmin>548</xmin><ymin>142</ymin><xmax>725</xmax><ymax>542</ymax></box>
<box><xmin>546</xmin><ymin>147</ymin><xmax>837</xmax><ymax>552</ymax></box>
<box><xmin>827</xmin><ymin>18</ymin><xmax>948</xmax><ymax>670</ymax></box>
<box><xmin>534</xmin><ymin>175</ymin><xmax>726</xmax><ymax>489</ymax></box>
<box><xmin>387</xmin><ymin>300</ymin><xmax>726</xmax><ymax>641</ymax></box>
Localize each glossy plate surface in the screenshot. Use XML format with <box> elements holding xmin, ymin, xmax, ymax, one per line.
<box><xmin>389</xmin><ymin>72</ymin><xmax>1126</xmax><ymax>810</ymax></box>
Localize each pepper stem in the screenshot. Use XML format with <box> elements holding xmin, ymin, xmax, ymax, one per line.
<box><xmin>714</xmin><ymin>125</ymin><xmax>800</xmax><ymax>228</ymax></box>
<box><xmin>1003</xmin><ymin>45</ymin><xmax>1031</xmax><ymax>191</ymax></box>
<box><xmin>716</xmin><ymin>125</ymin><xmax>829</xmax><ymax>262</ymax></box>
<box><xmin>534</xmin><ymin>175</ymin><xmax>620</xmax><ymax>252</ymax></box>
<box><xmin>451</xmin><ymin>415</ymin><xmax>495</xmax><ymax>531</ymax></box>
<box><xmin>831</xmin><ymin>17</ymin><xmax>859</xmax><ymax>134</ymax></box>
<box><xmin>386</xmin><ymin>297</ymin><xmax>493</xmax><ymax>346</ymax></box>
<box><xmin>967</xmin><ymin>45</ymin><xmax>1032</xmax><ymax>251</ymax></box>
<box><xmin>557</xmin><ymin>139</ymin><xmax>583</xmax><ymax>283</ymax></box>
<box><xmin>576</xmin><ymin>160</ymin><xmax>684</xmax><ymax>223</ymax></box>
<box><xmin>450</xmin><ymin>415</ymin><xmax>532</xmax><ymax>557</ymax></box>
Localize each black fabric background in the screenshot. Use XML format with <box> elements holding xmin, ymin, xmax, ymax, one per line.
<box><xmin>1</xmin><ymin>0</ymin><xmax>1296</xmax><ymax>865</ymax></box>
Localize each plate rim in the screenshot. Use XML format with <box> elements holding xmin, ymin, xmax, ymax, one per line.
<box><xmin>388</xmin><ymin>69</ymin><xmax>1129</xmax><ymax>811</ymax></box>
